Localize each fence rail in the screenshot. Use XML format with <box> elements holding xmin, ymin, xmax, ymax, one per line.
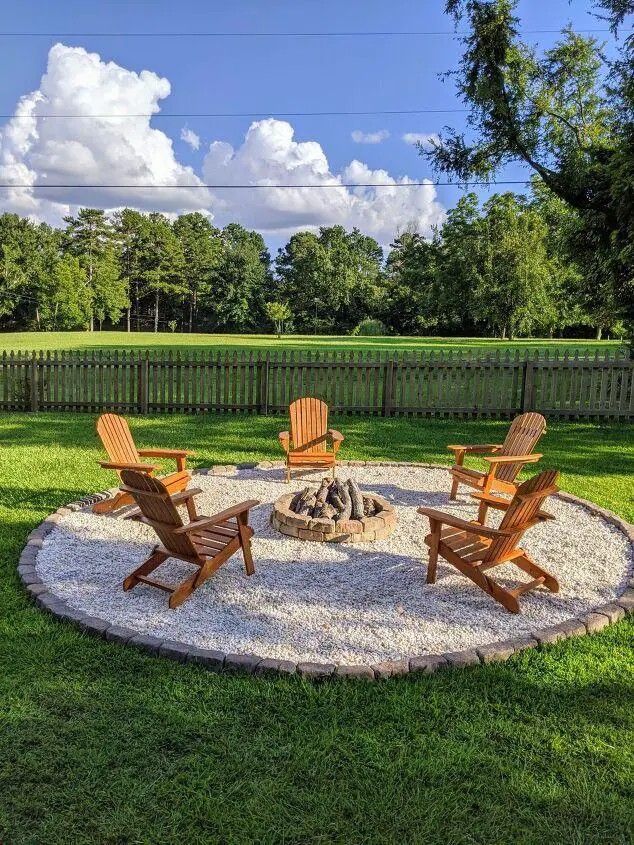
<box><xmin>0</xmin><ymin>349</ymin><xmax>632</xmax><ymax>420</ymax></box>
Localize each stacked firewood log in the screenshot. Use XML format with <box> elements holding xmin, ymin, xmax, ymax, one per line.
<box><xmin>288</xmin><ymin>478</ymin><xmax>378</xmax><ymax>522</ymax></box>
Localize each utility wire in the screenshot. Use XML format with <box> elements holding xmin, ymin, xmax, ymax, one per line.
<box><xmin>0</xmin><ymin>29</ymin><xmax>616</xmax><ymax>36</ymax></box>
<box><xmin>0</xmin><ymin>109</ymin><xmax>469</xmax><ymax>118</ymax></box>
<box><xmin>0</xmin><ymin>180</ymin><xmax>531</xmax><ymax>188</ymax></box>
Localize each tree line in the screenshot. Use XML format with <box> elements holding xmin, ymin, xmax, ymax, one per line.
<box><xmin>0</xmin><ymin>182</ymin><xmax>625</xmax><ymax>339</ymax></box>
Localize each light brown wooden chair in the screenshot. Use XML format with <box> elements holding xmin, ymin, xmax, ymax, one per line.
<box><xmin>448</xmin><ymin>412</ymin><xmax>546</xmax><ymax>511</ymax></box>
<box><xmin>94</xmin><ymin>413</ymin><xmax>194</xmax><ymax>516</ymax></box>
<box><xmin>419</xmin><ymin>469</ymin><xmax>560</xmax><ymax>613</ymax></box>
<box><xmin>279</xmin><ymin>397</ymin><xmax>344</xmax><ymax>482</ymax></box>
<box><xmin>120</xmin><ymin>469</ymin><xmax>259</xmax><ymax>609</ymax></box>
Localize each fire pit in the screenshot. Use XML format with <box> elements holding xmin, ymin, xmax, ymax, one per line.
<box><xmin>271</xmin><ymin>477</ymin><xmax>397</xmax><ymax>543</ymax></box>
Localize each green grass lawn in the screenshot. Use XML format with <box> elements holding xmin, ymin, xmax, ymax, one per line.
<box><xmin>1</xmin><ymin>413</ymin><xmax>632</xmax><ymax>844</ymax></box>
<box><xmin>0</xmin><ymin>330</ymin><xmax>625</xmax><ymax>356</ymax></box>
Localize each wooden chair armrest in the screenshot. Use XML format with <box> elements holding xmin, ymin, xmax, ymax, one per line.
<box><xmin>327</xmin><ymin>429</ymin><xmax>344</xmax><ymax>442</ymax></box>
<box><xmin>100</xmin><ymin>461</ymin><xmax>159</xmax><ymax>473</ymax></box>
<box><xmin>482</xmin><ymin>453</ymin><xmax>542</xmax><ymax>465</ymax></box>
<box><xmin>137</xmin><ymin>448</ymin><xmax>194</xmax><ymax>458</ymax></box>
<box><xmin>471</xmin><ymin>492</ymin><xmax>511</xmax><ymax>510</ymax></box>
<box><xmin>417</xmin><ymin>507</ymin><xmax>506</xmax><ymax>537</ymax></box>
<box><xmin>175</xmin><ymin>499</ymin><xmax>260</xmax><ymax>534</ymax></box>
<box><xmin>471</xmin><ymin>492</ymin><xmax>556</xmax><ymax>523</ymax></box>
<box><xmin>169</xmin><ymin>488</ymin><xmax>202</xmax><ymax>505</ymax></box>
<box><xmin>448</xmin><ymin>444</ymin><xmax>502</xmax><ymax>454</ymax></box>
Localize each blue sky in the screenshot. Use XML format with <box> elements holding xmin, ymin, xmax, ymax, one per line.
<box><xmin>0</xmin><ymin>0</ymin><xmax>625</xmax><ymax>251</ymax></box>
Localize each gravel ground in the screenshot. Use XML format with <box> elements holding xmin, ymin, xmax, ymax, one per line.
<box><xmin>35</xmin><ymin>465</ymin><xmax>632</xmax><ymax>664</ymax></box>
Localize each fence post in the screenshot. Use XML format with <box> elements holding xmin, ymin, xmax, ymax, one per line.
<box><xmin>520</xmin><ymin>358</ymin><xmax>535</xmax><ymax>412</ymax></box>
<box><xmin>30</xmin><ymin>350</ymin><xmax>39</xmax><ymax>412</ymax></box>
<box><xmin>382</xmin><ymin>356</ymin><xmax>395</xmax><ymax>417</ymax></box>
<box><xmin>138</xmin><ymin>351</ymin><xmax>149</xmax><ymax>414</ymax></box>
<box><xmin>261</xmin><ymin>351</ymin><xmax>270</xmax><ymax>415</ymax></box>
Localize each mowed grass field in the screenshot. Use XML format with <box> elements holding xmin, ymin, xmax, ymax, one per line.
<box><xmin>0</xmin><ymin>330</ymin><xmax>625</xmax><ymax>356</ymax></box>
<box><xmin>1</xmin><ymin>412</ymin><xmax>633</xmax><ymax>843</ymax></box>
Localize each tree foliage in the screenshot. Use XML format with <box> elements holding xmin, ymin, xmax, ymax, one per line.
<box><xmin>424</xmin><ymin>0</ymin><xmax>634</xmax><ymax>334</ymax></box>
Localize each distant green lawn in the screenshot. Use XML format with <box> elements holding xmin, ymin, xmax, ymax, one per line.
<box><xmin>0</xmin><ymin>330</ymin><xmax>625</xmax><ymax>356</ymax></box>
<box><xmin>1</xmin><ymin>413</ymin><xmax>632</xmax><ymax>844</ymax></box>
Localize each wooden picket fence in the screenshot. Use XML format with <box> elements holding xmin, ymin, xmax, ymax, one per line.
<box><xmin>0</xmin><ymin>348</ymin><xmax>632</xmax><ymax>419</ymax></box>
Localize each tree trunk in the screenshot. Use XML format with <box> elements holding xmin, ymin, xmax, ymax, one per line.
<box><xmin>88</xmin><ymin>259</ymin><xmax>94</xmax><ymax>332</ymax></box>
<box><xmin>126</xmin><ymin>306</ymin><xmax>131</xmax><ymax>333</ymax></box>
<box><xmin>596</xmin><ymin>326</ymin><xmax>602</xmax><ymax>340</ymax></box>
<box><xmin>189</xmin><ymin>290</ymin><xmax>197</xmax><ymax>333</ymax></box>
<box><xmin>154</xmin><ymin>292</ymin><xmax>159</xmax><ymax>333</ymax></box>
<box><xmin>35</xmin><ymin>306</ymin><xmax>40</xmax><ymax>329</ymax></box>
<box><xmin>501</xmin><ymin>325</ymin><xmax>507</xmax><ymax>339</ymax></box>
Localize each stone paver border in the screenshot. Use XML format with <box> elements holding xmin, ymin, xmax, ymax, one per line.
<box><xmin>18</xmin><ymin>461</ymin><xmax>634</xmax><ymax>681</ymax></box>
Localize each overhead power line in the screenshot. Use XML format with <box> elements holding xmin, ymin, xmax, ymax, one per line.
<box><xmin>0</xmin><ymin>180</ymin><xmax>531</xmax><ymax>189</ymax></box>
<box><xmin>0</xmin><ymin>109</ymin><xmax>469</xmax><ymax>119</ymax></box>
<box><xmin>0</xmin><ymin>29</ymin><xmax>615</xmax><ymax>37</ymax></box>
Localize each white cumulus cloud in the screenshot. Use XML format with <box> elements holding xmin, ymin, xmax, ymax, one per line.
<box><xmin>0</xmin><ymin>46</ymin><xmax>445</xmax><ymax>245</ymax></box>
<box><xmin>403</xmin><ymin>132</ymin><xmax>440</xmax><ymax>148</ymax></box>
<box><xmin>203</xmin><ymin>119</ymin><xmax>445</xmax><ymax>244</ymax></box>
<box><xmin>180</xmin><ymin>126</ymin><xmax>201</xmax><ymax>150</ymax></box>
<box><xmin>0</xmin><ymin>43</ymin><xmax>210</xmax><ymax>222</ymax></box>
<box><xmin>351</xmin><ymin>129</ymin><xmax>390</xmax><ymax>144</ymax></box>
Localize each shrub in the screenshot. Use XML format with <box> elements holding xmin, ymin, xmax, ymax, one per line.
<box><xmin>350</xmin><ymin>318</ymin><xmax>387</xmax><ymax>337</ymax></box>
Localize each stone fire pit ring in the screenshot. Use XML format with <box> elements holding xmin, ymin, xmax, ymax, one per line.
<box><xmin>271</xmin><ymin>490</ymin><xmax>397</xmax><ymax>543</ymax></box>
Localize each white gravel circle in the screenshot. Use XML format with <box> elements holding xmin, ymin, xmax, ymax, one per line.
<box><xmin>35</xmin><ymin>465</ymin><xmax>632</xmax><ymax>665</ymax></box>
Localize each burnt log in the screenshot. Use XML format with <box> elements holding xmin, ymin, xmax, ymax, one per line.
<box><xmin>322</xmin><ymin>503</ymin><xmax>337</xmax><ymax>520</ymax></box>
<box><xmin>311</xmin><ymin>478</ymin><xmax>331</xmax><ymax>517</ymax></box>
<box><xmin>331</xmin><ymin>479</ymin><xmax>351</xmax><ymax>522</ymax></box>
<box><xmin>290</xmin><ymin>489</ymin><xmax>306</xmax><ymax>513</ymax></box>
<box><xmin>363</xmin><ymin>497</ymin><xmax>376</xmax><ymax>517</ymax></box>
<box><xmin>347</xmin><ymin>479</ymin><xmax>364</xmax><ymax>520</ymax></box>
<box><xmin>297</xmin><ymin>493</ymin><xmax>317</xmax><ymax>516</ymax></box>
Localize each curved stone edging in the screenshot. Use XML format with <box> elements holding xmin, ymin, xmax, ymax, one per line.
<box><xmin>17</xmin><ymin>460</ymin><xmax>634</xmax><ymax>681</ymax></box>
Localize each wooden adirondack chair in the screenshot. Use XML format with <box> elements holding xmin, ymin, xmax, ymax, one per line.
<box><xmin>119</xmin><ymin>469</ymin><xmax>259</xmax><ymax>609</ymax></box>
<box><xmin>279</xmin><ymin>397</ymin><xmax>344</xmax><ymax>482</ymax></box>
<box><xmin>448</xmin><ymin>412</ymin><xmax>546</xmax><ymax>510</ymax></box>
<box><xmin>419</xmin><ymin>469</ymin><xmax>560</xmax><ymax>613</ymax></box>
<box><xmin>94</xmin><ymin>413</ymin><xmax>194</xmax><ymax>516</ymax></box>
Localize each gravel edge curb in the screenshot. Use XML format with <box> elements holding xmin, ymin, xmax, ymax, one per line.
<box><xmin>18</xmin><ymin>461</ymin><xmax>634</xmax><ymax>682</ymax></box>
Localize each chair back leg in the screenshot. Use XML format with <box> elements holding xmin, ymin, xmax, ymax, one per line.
<box><xmin>123</xmin><ymin>549</ymin><xmax>168</xmax><ymax>591</ymax></box>
<box><xmin>237</xmin><ymin>515</ymin><xmax>255</xmax><ymax>576</ymax></box>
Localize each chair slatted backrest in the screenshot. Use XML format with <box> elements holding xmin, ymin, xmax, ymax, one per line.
<box><xmin>485</xmin><ymin>470</ymin><xmax>559</xmax><ymax>562</ymax></box>
<box><xmin>120</xmin><ymin>470</ymin><xmax>198</xmax><ymax>559</ymax></box>
<box><xmin>97</xmin><ymin>413</ymin><xmax>140</xmax><ymax>467</ymax></box>
<box><xmin>496</xmin><ymin>412</ymin><xmax>547</xmax><ymax>482</ymax></box>
<box><xmin>289</xmin><ymin>397</ymin><xmax>328</xmax><ymax>453</ymax></box>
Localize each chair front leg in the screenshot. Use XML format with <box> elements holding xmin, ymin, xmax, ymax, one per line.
<box><xmin>427</xmin><ymin>520</ymin><xmax>440</xmax><ymax>584</ymax></box>
<box><xmin>482</xmin><ymin>462</ymin><xmax>500</xmax><ymax>497</ymax></box>
<box><xmin>449</xmin><ymin>476</ymin><xmax>460</xmax><ymax>501</ymax></box>
<box><xmin>477</xmin><ymin>497</ymin><xmax>490</xmax><ymax>525</ymax></box>
<box><xmin>185</xmin><ymin>495</ymin><xmax>198</xmax><ymax>521</ymax></box>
